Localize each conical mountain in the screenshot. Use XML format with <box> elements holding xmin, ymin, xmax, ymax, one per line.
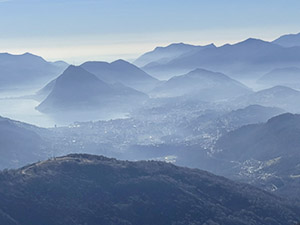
<box><xmin>36</xmin><ymin>65</ymin><xmax>147</xmax><ymax>113</ymax></box>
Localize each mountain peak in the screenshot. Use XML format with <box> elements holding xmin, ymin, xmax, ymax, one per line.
<box><xmin>155</xmin><ymin>42</ymin><xmax>190</xmax><ymax>49</ymax></box>
<box><xmin>60</xmin><ymin>65</ymin><xmax>97</xmax><ymax>81</ymax></box>
<box><xmin>189</xmin><ymin>68</ymin><xmax>216</xmax><ymax>74</ymax></box>
<box><xmin>237</xmin><ymin>38</ymin><xmax>271</xmax><ymax>46</ymax></box>
<box><xmin>185</xmin><ymin>68</ymin><xmax>232</xmax><ymax>81</ymax></box>
<box><xmin>111</xmin><ymin>59</ymin><xmax>132</xmax><ymax>66</ymax></box>
<box><xmin>22</xmin><ymin>52</ymin><xmax>34</xmax><ymax>56</ymax></box>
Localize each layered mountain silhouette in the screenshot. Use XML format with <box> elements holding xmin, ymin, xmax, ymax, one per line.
<box><xmin>0</xmin><ymin>52</ymin><xmax>67</xmax><ymax>88</ymax></box>
<box><xmin>152</xmin><ymin>68</ymin><xmax>252</xmax><ymax>101</ymax></box>
<box><xmin>0</xmin><ymin>154</ymin><xmax>299</xmax><ymax>225</ymax></box>
<box><xmin>140</xmin><ymin>38</ymin><xmax>300</xmax><ymax>80</ymax></box>
<box><xmin>257</xmin><ymin>67</ymin><xmax>300</xmax><ymax>89</ymax></box>
<box><xmin>273</xmin><ymin>32</ymin><xmax>300</xmax><ymax>47</ymax></box>
<box><xmin>36</xmin><ymin>65</ymin><xmax>148</xmax><ymax>113</ymax></box>
<box><xmin>134</xmin><ymin>43</ymin><xmax>216</xmax><ymax>67</ymax></box>
<box><xmin>215</xmin><ymin>113</ymin><xmax>300</xmax><ymax>198</ymax></box>
<box><xmin>216</xmin><ymin>104</ymin><xmax>285</xmax><ymax>131</ymax></box>
<box><xmin>234</xmin><ymin>85</ymin><xmax>300</xmax><ymax>112</ymax></box>
<box><xmin>189</xmin><ymin>104</ymin><xmax>284</xmax><ymax>134</ymax></box>
<box><xmin>81</xmin><ymin>59</ymin><xmax>159</xmax><ymax>92</ymax></box>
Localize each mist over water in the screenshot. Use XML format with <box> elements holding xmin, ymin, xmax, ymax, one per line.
<box><xmin>0</xmin><ymin>88</ymin><xmax>55</xmax><ymax>127</ymax></box>
<box><xmin>0</xmin><ymin>97</ymin><xmax>55</xmax><ymax>127</ymax></box>
<box><xmin>0</xmin><ymin>90</ymin><xmax>129</xmax><ymax>127</ymax></box>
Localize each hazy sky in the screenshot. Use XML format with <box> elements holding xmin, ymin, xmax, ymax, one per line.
<box><xmin>0</xmin><ymin>0</ymin><xmax>300</xmax><ymax>64</ymax></box>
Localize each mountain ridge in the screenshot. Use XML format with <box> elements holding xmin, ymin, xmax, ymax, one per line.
<box><xmin>140</xmin><ymin>38</ymin><xmax>300</xmax><ymax>80</ymax></box>
<box><xmin>81</xmin><ymin>59</ymin><xmax>159</xmax><ymax>92</ymax></box>
<box><xmin>0</xmin><ymin>153</ymin><xmax>299</xmax><ymax>225</ymax></box>
<box><xmin>152</xmin><ymin>68</ymin><xmax>252</xmax><ymax>100</ymax></box>
<box><xmin>0</xmin><ymin>52</ymin><xmax>67</xmax><ymax>88</ymax></box>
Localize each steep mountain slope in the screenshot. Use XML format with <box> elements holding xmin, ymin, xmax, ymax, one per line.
<box><xmin>134</xmin><ymin>43</ymin><xmax>216</xmax><ymax>67</ymax></box>
<box><xmin>152</xmin><ymin>68</ymin><xmax>252</xmax><ymax>100</ymax></box>
<box><xmin>35</xmin><ymin>78</ymin><xmax>57</xmax><ymax>101</ymax></box>
<box><xmin>0</xmin><ymin>154</ymin><xmax>299</xmax><ymax>225</ymax></box>
<box><xmin>234</xmin><ymin>85</ymin><xmax>300</xmax><ymax>112</ymax></box>
<box><xmin>0</xmin><ymin>116</ymin><xmax>48</xmax><ymax>169</ymax></box>
<box><xmin>257</xmin><ymin>67</ymin><xmax>300</xmax><ymax>89</ymax></box>
<box><xmin>273</xmin><ymin>32</ymin><xmax>300</xmax><ymax>47</ymax></box>
<box><xmin>0</xmin><ymin>52</ymin><xmax>67</xmax><ymax>88</ymax></box>
<box><xmin>216</xmin><ymin>113</ymin><xmax>300</xmax><ymax>161</ymax></box>
<box><xmin>81</xmin><ymin>59</ymin><xmax>159</xmax><ymax>92</ymax></box>
<box><xmin>142</xmin><ymin>38</ymin><xmax>300</xmax><ymax>80</ymax></box>
<box><xmin>36</xmin><ymin>65</ymin><xmax>148</xmax><ymax>113</ymax></box>
<box><xmin>215</xmin><ymin>113</ymin><xmax>300</xmax><ymax>198</ymax></box>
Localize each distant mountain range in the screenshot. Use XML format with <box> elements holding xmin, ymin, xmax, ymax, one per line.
<box><xmin>234</xmin><ymin>85</ymin><xmax>300</xmax><ymax>113</ymax></box>
<box><xmin>81</xmin><ymin>59</ymin><xmax>159</xmax><ymax>92</ymax></box>
<box><xmin>257</xmin><ymin>67</ymin><xmax>300</xmax><ymax>89</ymax></box>
<box><xmin>152</xmin><ymin>68</ymin><xmax>252</xmax><ymax>101</ymax></box>
<box><xmin>135</xmin><ymin>37</ymin><xmax>300</xmax><ymax>80</ymax></box>
<box><xmin>273</xmin><ymin>32</ymin><xmax>300</xmax><ymax>47</ymax></box>
<box><xmin>0</xmin><ymin>53</ymin><xmax>68</xmax><ymax>89</ymax></box>
<box><xmin>0</xmin><ymin>154</ymin><xmax>299</xmax><ymax>225</ymax></box>
<box><xmin>36</xmin><ymin>65</ymin><xmax>148</xmax><ymax>113</ymax></box>
<box><xmin>134</xmin><ymin>43</ymin><xmax>216</xmax><ymax>67</ymax></box>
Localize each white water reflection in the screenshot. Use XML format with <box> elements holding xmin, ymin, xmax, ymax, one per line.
<box><xmin>0</xmin><ymin>98</ymin><xmax>56</xmax><ymax>128</ymax></box>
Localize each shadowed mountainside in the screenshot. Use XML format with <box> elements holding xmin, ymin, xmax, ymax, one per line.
<box><xmin>0</xmin><ymin>154</ymin><xmax>299</xmax><ymax>225</ymax></box>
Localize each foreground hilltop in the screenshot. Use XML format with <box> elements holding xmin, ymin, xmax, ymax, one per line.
<box><xmin>0</xmin><ymin>154</ymin><xmax>299</xmax><ymax>225</ymax></box>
